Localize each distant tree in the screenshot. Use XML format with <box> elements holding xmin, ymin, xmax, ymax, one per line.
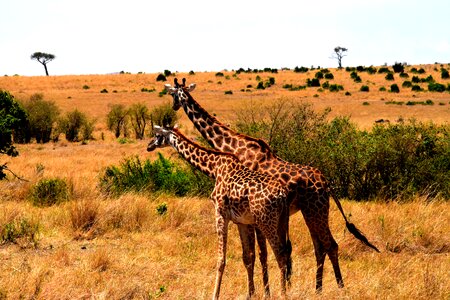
<box><xmin>331</xmin><ymin>47</ymin><xmax>348</xmax><ymax>69</ymax></box>
<box><xmin>0</xmin><ymin>90</ymin><xmax>28</xmax><ymax>179</ymax></box>
<box><xmin>107</xmin><ymin>104</ymin><xmax>129</xmax><ymax>138</ymax></box>
<box><xmin>128</xmin><ymin>103</ymin><xmax>150</xmax><ymax>139</ymax></box>
<box><xmin>31</xmin><ymin>52</ymin><xmax>55</xmax><ymax>76</ymax></box>
<box><xmin>23</xmin><ymin>94</ymin><xmax>60</xmax><ymax>143</ymax></box>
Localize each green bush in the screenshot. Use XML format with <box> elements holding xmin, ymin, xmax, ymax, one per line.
<box><xmin>107</xmin><ymin>104</ymin><xmax>129</xmax><ymax>138</ymax></box>
<box><xmin>58</xmin><ymin>109</ymin><xmax>95</xmax><ymax>142</ymax></box>
<box><xmin>156</xmin><ymin>74</ymin><xmax>166</xmax><ymax>81</ymax></box>
<box><xmin>1</xmin><ymin>90</ymin><xmax>27</xmax><ymax>178</ymax></box>
<box><xmin>411</xmin><ymin>85</ymin><xmax>423</xmax><ymax>92</ymax></box>
<box><xmin>324</xmin><ymin>73</ymin><xmax>334</xmax><ymax>79</ymax></box>
<box><xmin>360</xmin><ymin>85</ymin><xmax>370</xmax><ymax>92</ymax></box>
<box><xmin>149</xmin><ymin>102</ymin><xmax>179</xmax><ymax>128</ymax></box>
<box><xmin>392</xmin><ymin>62</ymin><xmax>405</xmax><ymax>73</ymax></box>
<box><xmin>306</xmin><ymin>78</ymin><xmax>321</xmax><ymax>87</ymax></box>
<box><xmin>390</xmin><ymin>84</ymin><xmax>400</xmax><ymax>93</ymax></box>
<box><xmin>215</xmin><ymin>72</ymin><xmax>224</xmax><ymax>77</ymax></box>
<box><xmin>1</xmin><ymin>217</ymin><xmax>40</xmax><ymax>248</ymax></box>
<box><xmin>100</xmin><ymin>89</ymin><xmax>108</xmax><ymax>93</ymax></box>
<box><xmin>224</xmin><ymin>90</ymin><xmax>233</xmax><ymax>95</ymax></box>
<box><xmin>441</xmin><ymin>68</ymin><xmax>449</xmax><ymax>79</ymax></box>
<box><xmin>385</xmin><ymin>73</ymin><xmax>394</xmax><ymax>81</ymax></box>
<box><xmin>428</xmin><ymin>82</ymin><xmax>446</xmax><ymax>92</ymax></box>
<box><xmin>99</xmin><ymin>154</ymin><xmax>213</xmax><ymax>197</ymax></box>
<box><xmin>128</xmin><ymin>103</ymin><xmax>150</xmax><ymax>139</ymax></box>
<box><xmin>30</xmin><ymin>178</ymin><xmax>70</xmax><ymax>206</ymax></box>
<box><xmin>329</xmin><ymin>84</ymin><xmax>343</xmax><ymax>92</ymax></box>
<box><xmin>234</xmin><ymin>102</ymin><xmax>450</xmax><ymax>200</ymax></box>
<box><xmin>21</xmin><ymin>94</ymin><xmax>60</xmax><ymax>143</ymax></box>
<box><xmin>402</xmin><ymin>81</ymin><xmax>412</xmax><ymax>88</ymax></box>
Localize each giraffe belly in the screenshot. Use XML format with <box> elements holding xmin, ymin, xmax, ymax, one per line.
<box><xmin>229</xmin><ymin>207</ymin><xmax>255</xmax><ymax>224</ymax></box>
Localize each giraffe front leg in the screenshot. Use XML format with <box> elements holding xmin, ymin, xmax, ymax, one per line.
<box><xmin>237</xmin><ymin>224</ymin><xmax>256</xmax><ymax>299</ymax></box>
<box><xmin>213</xmin><ymin>213</ymin><xmax>229</xmax><ymax>300</ymax></box>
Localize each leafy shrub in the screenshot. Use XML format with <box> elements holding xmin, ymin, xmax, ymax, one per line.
<box><xmin>224</xmin><ymin>90</ymin><xmax>233</xmax><ymax>95</ymax></box>
<box><xmin>149</xmin><ymin>102</ymin><xmax>179</xmax><ymax>128</ymax></box>
<box><xmin>392</xmin><ymin>62</ymin><xmax>405</xmax><ymax>73</ymax></box>
<box><xmin>441</xmin><ymin>68</ymin><xmax>449</xmax><ymax>79</ymax></box>
<box><xmin>30</xmin><ymin>178</ymin><xmax>70</xmax><ymax>206</ymax></box>
<box><xmin>82</xmin><ymin>85</ymin><xmax>90</xmax><ymax>90</ymax></box>
<box><xmin>399</xmin><ymin>72</ymin><xmax>409</xmax><ymax>78</ymax></box>
<box><xmin>58</xmin><ymin>109</ymin><xmax>95</xmax><ymax>142</ymax></box>
<box><xmin>156</xmin><ymin>74</ymin><xmax>166</xmax><ymax>81</ymax></box>
<box><xmin>306</xmin><ymin>78</ymin><xmax>320</xmax><ymax>87</ymax></box>
<box><xmin>379</xmin><ymin>87</ymin><xmax>387</xmax><ymax>91</ymax></box>
<box><xmin>128</xmin><ymin>103</ymin><xmax>150</xmax><ymax>139</ymax></box>
<box><xmin>402</xmin><ymin>81</ymin><xmax>412</xmax><ymax>88</ymax></box>
<box><xmin>411</xmin><ymin>85</ymin><xmax>423</xmax><ymax>92</ymax></box>
<box><xmin>294</xmin><ymin>66</ymin><xmax>309</xmax><ymax>73</ymax></box>
<box><xmin>385</xmin><ymin>73</ymin><xmax>394</xmax><ymax>81</ymax></box>
<box><xmin>189</xmin><ymin>70</ymin><xmax>195</xmax><ymax>75</ymax></box>
<box><xmin>107</xmin><ymin>104</ymin><xmax>129</xmax><ymax>138</ymax></box>
<box><xmin>1</xmin><ymin>90</ymin><xmax>27</xmax><ymax>178</ymax></box>
<box><xmin>329</xmin><ymin>84</ymin><xmax>343</xmax><ymax>92</ymax></box>
<box><xmin>21</xmin><ymin>94</ymin><xmax>60</xmax><ymax>143</ymax></box>
<box><xmin>378</xmin><ymin>67</ymin><xmax>391</xmax><ymax>73</ymax></box>
<box><xmin>1</xmin><ymin>217</ymin><xmax>40</xmax><ymax>248</ymax></box>
<box><xmin>428</xmin><ymin>82</ymin><xmax>446</xmax><ymax>92</ymax></box>
<box><xmin>315</xmin><ymin>71</ymin><xmax>324</xmax><ymax>79</ymax></box>
<box><xmin>235</xmin><ymin>105</ymin><xmax>450</xmax><ymax>200</ymax></box>
<box><xmin>350</xmin><ymin>71</ymin><xmax>361</xmax><ymax>83</ymax></box>
<box><xmin>163</xmin><ymin>70</ymin><xmax>172</xmax><ymax>77</ymax></box>
<box><xmin>256</xmin><ymin>82</ymin><xmax>265</xmax><ymax>89</ymax></box>
<box><xmin>324</xmin><ymin>73</ymin><xmax>334</xmax><ymax>79</ymax></box>
<box><xmin>100</xmin><ymin>89</ymin><xmax>108</xmax><ymax>93</ymax></box>
<box><xmin>215</xmin><ymin>72</ymin><xmax>224</xmax><ymax>77</ymax></box>
<box><xmin>156</xmin><ymin>202</ymin><xmax>168</xmax><ymax>216</ymax></box>
<box><xmin>360</xmin><ymin>85</ymin><xmax>370</xmax><ymax>92</ymax></box>
<box><xmin>366</xmin><ymin>66</ymin><xmax>377</xmax><ymax>74</ymax></box>
<box><xmin>412</xmin><ymin>76</ymin><xmax>420</xmax><ymax>83</ymax></box>
<box><xmin>390</xmin><ymin>84</ymin><xmax>400</xmax><ymax>93</ymax></box>
<box><xmin>99</xmin><ymin>154</ymin><xmax>213</xmax><ymax>197</ymax></box>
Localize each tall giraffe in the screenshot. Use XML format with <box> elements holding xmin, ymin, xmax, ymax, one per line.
<box><xmin>147</xmin><ymin>125</ymin><xmax>292</xmax><ymax>299</ymax></box>
<box><xmin>165</xmin><ymin>78</ymin><xmax>380</xmax><ymax>292</ymax></box>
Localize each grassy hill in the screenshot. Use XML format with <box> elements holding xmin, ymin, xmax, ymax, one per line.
<box><xmin>0</xmin><ymin>64</ymin><xmax>449</xmax><ymax>299</ymax></box>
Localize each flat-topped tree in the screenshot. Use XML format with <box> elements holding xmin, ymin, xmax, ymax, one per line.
<box><xmin>31</xmin><ymin>52</ymin><xmax>55</xmax><ymax>76</ymax></box>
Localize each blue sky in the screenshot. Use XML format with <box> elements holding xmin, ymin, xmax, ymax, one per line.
<box><xmin>2</xmin><ymin>0</ymin><xmax>449</xmax><ymax>76</ymax></box>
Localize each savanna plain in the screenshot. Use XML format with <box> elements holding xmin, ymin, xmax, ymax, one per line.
<box><xmin>1</xmin><ymin>64</ymin><xmax>449</xmax><ymax>299</ymax></box>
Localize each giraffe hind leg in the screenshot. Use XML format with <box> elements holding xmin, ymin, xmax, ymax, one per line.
<box><xmin>237</xmin><ymin>224</ymin><xmax>256</xmax><ymax>298</ymax></box>
<box><xmin>255</xmin><ymin>227</ymin><xmax>270</xmax><ymax>298</ymax></box>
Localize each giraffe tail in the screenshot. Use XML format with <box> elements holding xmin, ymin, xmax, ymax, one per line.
<box><xmin>330</xmin><ymin>189</ymin><xmax>380</xmax><ymax>253</ymax></box>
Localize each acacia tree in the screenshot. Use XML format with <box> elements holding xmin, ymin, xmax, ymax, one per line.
<box><xmin>31</xmin><ymin>52</ymin><xmax>55</xmax><ymax>76</ymax></box>
<box><xmin>332</xmin><ymin>46</ymin><xmax>348</xmax><ymax>69</ymax></box>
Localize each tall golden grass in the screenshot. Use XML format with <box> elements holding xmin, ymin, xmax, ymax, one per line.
<box><xmin>1</xmin><ymin>64</ymin><xmax>449</xmax><ymax>299</ymax></box>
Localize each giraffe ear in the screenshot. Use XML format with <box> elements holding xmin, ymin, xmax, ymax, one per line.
<box><xmin>186</xmin><ymin>83</ymin><xmax>196</xmax><ymax>92</ymax></box>
<box><xmin>164</xmin><ymin>84</ymin><xmax>176</xmax><ymax>94</ymax></box>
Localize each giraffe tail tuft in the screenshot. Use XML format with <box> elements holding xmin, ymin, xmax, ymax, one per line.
<box><xmin>345</xmin><ymin>221</ymin><xmax>380</xmax><ymax>253</ymax></box>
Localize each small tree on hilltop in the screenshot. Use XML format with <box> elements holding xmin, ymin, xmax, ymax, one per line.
<box><xmin>31</xmin><ymin>52</ymin><xmax>55</xmax><ymax>76</ymax></box>
<box><xmin>331</xmin><ymin>46</ymin><xmax>348</xmax><ymax>69</ymax></box>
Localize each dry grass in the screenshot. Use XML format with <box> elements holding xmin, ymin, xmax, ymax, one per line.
<box><xmin>0</xmin><ymin>65</ymin><xmax>449</xmax><ymax>299</ymax></box>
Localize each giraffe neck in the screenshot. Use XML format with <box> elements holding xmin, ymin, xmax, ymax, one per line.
<box><xmin>179</xmin><ymin>91</ymin><xmax>279</xmax><ymax>170</ymax></box>
<box><xmin>168</xmin><ymin>128</ymin><xmax>233</xmax><ymax>179</ymax></box>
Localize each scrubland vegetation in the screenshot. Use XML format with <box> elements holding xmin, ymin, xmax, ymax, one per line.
<box><xmin>1</xmin><ymin>63</ymin><xmax>449</xmax><ymax>299</ymax></box>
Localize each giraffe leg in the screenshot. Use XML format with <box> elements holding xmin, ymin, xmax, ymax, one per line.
<box><xmin>213</xmin><ymin>214</ymin><xmax>229</xmax><ymax>300</ymax></box>
<box><xmin>310</xmin><ymin>233</ymin><xmax>326</xmax><ymax>293</ymax></box>
<box><xmin>255</xmin><ymin>227</ymin><xmax>270</xmax><ymax>298</ymax></box>
<box><xmin>328</xmin><ymin>235</ymin><xmax>344</xmax><ymax>288</ymax></box>
<box><xmin>237</xmin><ymin>224</ymin><xmax>256</xmax><ymax>299</ymax></box>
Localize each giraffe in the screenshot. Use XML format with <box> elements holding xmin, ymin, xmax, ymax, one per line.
<box><xmin>164</xmin><ymin>78</ymin><xmax>380</xmax><ymax>292</ymax></box>
<box><xmin>147</xmin><ymin>125</ymin><xmax>293</xmax><ymax>299</ymax></box>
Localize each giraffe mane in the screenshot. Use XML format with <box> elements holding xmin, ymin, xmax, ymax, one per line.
<box><xmin>172</xmin><ymin>127</ymin><xmax>240</xmax><ymax>159</ymax></box>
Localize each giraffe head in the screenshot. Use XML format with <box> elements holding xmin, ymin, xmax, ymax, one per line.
<box><xmin>164</xmin><ymin>78</ymin><xmax>196</xmax><ymax>110</ymax></box>
<box><xmin>147</xmin><ymin>125</ymin><xmax>172</xmax><ymax>152</ymax></box>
